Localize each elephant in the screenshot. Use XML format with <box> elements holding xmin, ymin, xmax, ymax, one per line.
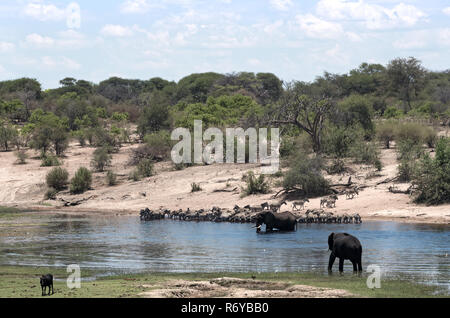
<box><xmin>255</xmin><ymin>211</ymin><xmax>297</xmax><ymax>233</ymax></box>
<box><xmin>328</xmin><ymin>232</ymin><xmax>362</xmax><ymax>274</ymax></box>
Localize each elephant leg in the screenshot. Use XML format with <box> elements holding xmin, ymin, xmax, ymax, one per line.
<box><xmin>352</xmin><ymin>260</ymin><xmax>357</xmax><ymax>273</ymax></box>
<box><xmin>339</xmin><ymin>258</ymin><xmax>344</xmax><ymax>273</ymax></box>
<box><xmin>358</xmin><ymin>257</ymin><xmax>363</xmax><ymax>273</ymax></box>
<box><xmin>328</xmin><ymin>253</ymin><xmax>336</xmax><ymax>273</ymax></box>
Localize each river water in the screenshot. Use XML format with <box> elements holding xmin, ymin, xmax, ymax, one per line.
<box><xmin>0</xmin><ymin>214</ymin><xmax>449</xmax><ymax>292</ymax></box>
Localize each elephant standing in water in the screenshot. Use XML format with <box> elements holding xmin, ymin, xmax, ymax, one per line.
<box><xmin>255</xmin><ymin>211</ymin><xmax>297</xmax><ymax>233</ymax></box>
<box><xmin>328</xmin><ymin>233</ymin><xmax>362</xmax><ymax>274</ymax></box>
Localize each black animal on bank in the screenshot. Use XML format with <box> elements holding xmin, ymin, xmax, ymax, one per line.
<box><xmin>40</xmin><ymin>274</ymin><xmax>54</xmax><ymax>296</ymax></box>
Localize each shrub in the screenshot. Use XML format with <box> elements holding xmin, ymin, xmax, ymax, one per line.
<box><xmin>44</xmin><ymin>187</ymin><xmax>58</xmax><ymax>200</ymax></box>
<box><xmin>412</xmin><ymin>138</ymin><xmax>450</xmax><ymax>205</ymax></box>
<box><xmin>323</xmin><ymin>126</ymin><xmax>359</xmax><ymax>158</ymax></box>
<box><xmin>376</xmin><ymin>121</ymin><xmax>396</xmax><ymax>149</ymax></box>
<box><xmin>128</xmin><ymin>169</ymin><xmax>141</xmax><ymax>181</ymax></box>
<box><xmin>242</xmin><ymin>171</ymin><xmax>270</xmax><ymax>196</ymax></box>
<box><xmin>106</xmin><ymin>171</ymin><xmax>117</xmax><ymax>186</ymax></box>
<box><xmin>396</xmin><ymin>139</ymin><xmax>424</xmax><ymax>161</ymax></box>
<box><xmin>395</xmin><ymin>122</ymin><xmax>425</xmax><ymax>146</ymax></box>
<box><xmin>91</xmin><ymin>127</ymin><xmax>118</xmax><ymax>150</ymax></box>
<box><xmin>70</xmin><ymin>167</ymin><xmax>92</xmax><ymax>194</ymax></box>
<box><xmin>398</xmin><ymin>160</ymin><xmax>416</xmax><ymax>182</ymax></box>
<box><xmin>375</xmin><ymin>159</ymin><xmax>383</xmax><ymax>172</ymax></box>
<box><xmin>191</xmin><ymin>182</ymin><xmax>202</xmax><ymax>192</ymax></box>
<box><xmin>73</xmin><ymin>130</ymin><xmax>86</xmax><ymax>147</ymax></box>
<box><xmin>283</xmin><ymin>152</ymin><xmax>329</xmax><ymax>196</ymax></box>
<box><xmin>46</xmin><ymin>167</ymin><xmax>69</xmax><ymax>191</ymax></box>
<box><xmin>15</xmin><ymin>150</ymin><xmax>28</xmax><ymax>164</ymax></box>
<box><xmin>41</xmin><ymin>153</ymin><xmax>61</xmax><ymax>167</ymax></box>
<box><xmin>91</xmin><ymin>147</ymin><xmax>112</xmax><ymax>172</ymax></box>
<box><xmin>384</xmin><ymin>106</ymin><xmax>403</xmax><ymax>119</ymax></box>
<box><xmin>349</xmin><ymin>140</ymin><xmax>380</xmax><ymax>166</ymax></box>
<box><xmin>423</xmin><ymin>127</ymin><xmax>437</xmax><ymax>148</ymax></box>
<box><xmin>137</xmin><ymin>159</ymin><xmax>154</xmax><ymax>178</ymax></box>
<box><xmin>143</xmin><ymin>131</ymin><xmax>173</xmax><ymax>161</ymax></box>
<box><xmin>326</xmin><ymin>159</ymin><xmax>346</xmax><ymax>175</ymax></box>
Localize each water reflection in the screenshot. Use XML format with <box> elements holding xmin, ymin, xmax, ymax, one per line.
<box><xmin>0</xmin><ymin>215</ymin><xmax>448</xmax><ymax>290</ymax></box>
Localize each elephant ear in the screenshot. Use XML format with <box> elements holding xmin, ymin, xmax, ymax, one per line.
<box><xmin>328</xmin><ymin>233</ymin><xmax>335</xmax><ymax>250</ymax></box>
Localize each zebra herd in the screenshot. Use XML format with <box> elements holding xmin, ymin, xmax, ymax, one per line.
<box><xmin>139</xmin><ymin>202</ymin><xmax>363</xmax><ymax>225</ymax></box>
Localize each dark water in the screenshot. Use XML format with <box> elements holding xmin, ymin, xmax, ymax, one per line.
<box><xmin>1</xmin><ymin>215</ymin><xmax>449</xmax><ymax>292</ymax></box>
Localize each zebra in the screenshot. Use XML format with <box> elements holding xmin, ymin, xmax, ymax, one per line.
<box><xmin>345</xmin><ymin>187</ymin><xmax>359</xmax><ymax>200</ymax></box>
<box><xmin>261</xmin><ymin>202</ymin><xmax>270</xmax><ymax>210</ymax></box>
<box><xmin>292</xmin><ymin>199</ymin><xmax>310</xmax><ymax>211</ymax></box>
<box><xmin>244</xmin><ymin>205</ymin><xmax>263</xmax><ymax>213</ymax></box>
<box><xmin>270</xmin><ymin>201</ymin><xmax>287</xmax><ymax>212</ymax></box>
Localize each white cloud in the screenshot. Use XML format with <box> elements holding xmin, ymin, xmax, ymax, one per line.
<box><xmin>438</xmin><ymin>28</ymin><xmax>450</xmax><ymax>46</ymax></box>
<box><xmin>263</xmin><ymin>20</ymin><xmax>284</xmax><ymax>35</ymax></box>
<box><xmin>25</xmin><ymin>33</ymin><xmax>55</xmax><ymax>46</ymax></box>
<box><xmin>121</xmin><ymin>0</ymin><xmax>159</xmax><ymax>13</ymax></box>
<box><xmin>269</xmin><ymin>0</ymin><xmax>293</xmax><ymax>11</ymax></box>
<box><xmin>248</xmin><ymin>58</ymin><xmax>261</xmax><ymax>66</ymax></box>
<box><xmin>316</xmin><ymin>0</ymin><xmax>426</xmax><ymax>29</ymax></box>
<box><xmin>296</xmin><ymin>14</ymin><xmax>344</xmax><ymax>39</ymax></box>
<box><xmin>393</xmin><ymin>38</ymin><xmax>426</xmax><ymax>49</ymax></box>
<box><xmin>23</xmin><ymin>1</ymin><xmax>67</xmax><ymax>21</ymax></box>
<box><xmin>41</xmin><ymin>56</ymin><xmax>80</xmax><ymax>70</ymax></box>
<box><xmin>101</xmin><ymin>25</ymin><xmax>134</xmax><ymax>37</ymax></box>
<box><xmin>0</xmin><ymin>41</ymin><xmax>15</xmax><ymax>53</ymax></box>
<box><xmin>443</xmin><ymin>7</ymin><xmax>450</xmax><ymax>16</ymax></box>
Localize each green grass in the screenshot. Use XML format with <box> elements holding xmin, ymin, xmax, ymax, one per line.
<box><xmin>0</xmin><ymin>206</ymin><xmax>24</xmax><ymax>219</ymax></box>
<box><xmin>0</xmin><ymin>266</ymin><xmax>446</xmax><ymax>298</ymax></box>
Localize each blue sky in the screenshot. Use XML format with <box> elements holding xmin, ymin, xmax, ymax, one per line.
<box><xmin>0</xmin><ymin>0</ymin><xmax>449</xmax><ymax>89</ymax></box>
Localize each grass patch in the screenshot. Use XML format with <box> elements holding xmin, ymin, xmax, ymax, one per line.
<box><xmin>0</xmin><ymin>267</ymin><xmax>445</xmax><ymax>298</ymax></box>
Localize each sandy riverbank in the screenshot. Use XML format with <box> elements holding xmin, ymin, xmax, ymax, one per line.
<box><xmin>1</xmin><ymin>142</ymin><xmax>449</xmax><ymax>225</ymax></box>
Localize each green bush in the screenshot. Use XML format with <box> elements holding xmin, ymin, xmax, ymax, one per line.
<box><xmin>283</xmin><ymin>153</ymin><xmax>329</xmax><ymax>196</ymax></box>
<box><xmin>191</xmin><ymin>182</ymin><xmax>202</xmax><ymax>192</ymax></box>
<box><xmin>70</xmin><ymin>167</ymin><xmax>92</xmax><ymax>194</ymax></box>
<box><xmin>396</xmin><ymin>139</ymin><xmax>424</xmax><ymax>161</ymax></box>
<box><xmin>41</xmin><ymin>153</ymin><xmax>61</xmax><ymax>167</ymax></box>
<box><xmin>106</xmin><ymin>171</ymin><xmax>117</xmax><ymax>186</ymax></box>
<box><xmin>384</xmin><ymin>106</ymin><xmax>403</xmax><ymax>119</ymax></box>
<box><xmin>143</xmin><ymin>131</ymin><xmax>173</xmax><ymax>161</ymax></box>
<box><xmin>423</xmin><ymin>127</ymin><xmax>437</xmax><ymax>148</ymax></box>
<box><xmin>128</xmin><ymin>169</ymin><xmax>141</xmax><ymax>181</ymax></box>
<box><xmin>412</xmin><ymin>138</ymin><xmax>450</xmax><ymax>205</ymax></box>
<box><xmin>46</xmin><ymin>167</ymin><xmax>69</xmax><ymax>191</ymax></box>
<box><xmin>398</xmin><ymin>160</ymin><xmax>416</xmax><ymax>182</ymax></box>
<box><xmin>323</xmin><ymin>126</ymin><xmax>359</xmax><ymax>158</ymax></box>
<box><xmin>15</xmin><ymin>150</ymin><xmax>28</xmax><ymax>164</ymax></box>
<box><xmin>395</xmin><ymin>122</ymin><xmax>426</xmax><ymax>146</ymax></box>
<box><xmin>137</xmin><ymin>159</ymin><xmax>154</xmax><ymax>178</ymax></box>
<box><xmin>91</xmin><ymin>147</ymin><xmax>112</xmax><ymax>172</ymax></box>
<box><xmin>44</xmin><ymin>187</ymin><xmax>58</xmax><ymax>200</ymax></box>
<box><xmin>376</xmin><ymin>121</ymin><xmax>396</xmax><ymax>149</ymax></box>
<box><xmin>326</xmin><ymin>159</ymin><xmax>346</xmax><ymax>175</ymax></box>
<box><xmin>242</xmin><ymin>171</ymin><xmax>270</xmax><ymax>196</ymax></box>
<box><xmin>349</xmin><ymin>140</ymin><xmax>380</xmax><ymax>166</ymax></box>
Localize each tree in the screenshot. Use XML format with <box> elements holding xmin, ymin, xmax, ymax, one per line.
<box><xmin>272</xmin><ymin>82</ymin><xmax>333</xmax><ymax>153</ymax></box>
<box><xmin>91</xmin><ymin>147</ymin><xmax>112</xmax><ymax>172</ymax></box>
<box><xmin>29</xmin><ymin>109</ymin><xmax>69</xmax><ymax>156</ymax></box>
<box><xmin>0</xmin><ymin>119</ymin><xmax>18</xmax><ymax>151</ymax></box>
<box><xmin>386</xmin><ymin>57</ymin><xmax>427</xmax><ymax>112</ymax></box>
<box><xmin>137</xmin><ymin>95</ymin><xmax>170</xmax><ymax>137</ymax></box>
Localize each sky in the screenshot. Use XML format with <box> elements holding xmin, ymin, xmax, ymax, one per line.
<box><xmin>0</xmin><ymin>0</ymin><xmax>449</xmax><ymax>89</ymax></box>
